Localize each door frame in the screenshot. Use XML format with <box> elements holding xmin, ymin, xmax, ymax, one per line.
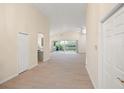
<box><xmin>18</xmin><ymin>32</ymin><xmax>29</xmax><ymax>74</ymax></box>
<box><xmin>37</xmin><ymin>33</ymin><xmax>44</xmax><ymax>63</ymax></box>
<box><xmin>98</xmin><ymin>4</ymin><xmax>124</xmax><ymax>88</ymax></box>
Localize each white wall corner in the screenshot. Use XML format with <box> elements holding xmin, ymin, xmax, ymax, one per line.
<box><xmin>85</xmin><ymin>64</ymin><xmax>97</xmax><ymax>89</ymax></box>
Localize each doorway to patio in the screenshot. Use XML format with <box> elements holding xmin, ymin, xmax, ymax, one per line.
<box><xmin>52</xmin><ymin>40</ymin><xmax>78</xmax><ymax>53</ymax></box>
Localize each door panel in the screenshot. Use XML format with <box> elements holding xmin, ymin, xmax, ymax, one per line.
<box><xmin>18</xmin><ymin>33</ymin><xmax>28</xmax><ymax>73</ymax></box>
<box><xmin>103</xmin><ymin>5</ymin><xmax>124</xmax><ymax>88</ymax></box>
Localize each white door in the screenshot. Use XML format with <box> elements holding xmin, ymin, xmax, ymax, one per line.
<box><xmin>102</xmin><ymin>5</ymin><xmax>124</xmax><ymax>88</ymax></box>
<box><xmin>18</xmin><ymin>32</ymin><xmax>29</xmax><ymax>73</ymax></box>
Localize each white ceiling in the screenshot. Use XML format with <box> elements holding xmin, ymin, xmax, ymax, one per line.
<box><xmin>34</xmin><ymin>3</ymin><xmax>87</xmax><ymax>35</ymax></box>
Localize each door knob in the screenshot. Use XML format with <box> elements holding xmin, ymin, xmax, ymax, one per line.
<box><xmin>117</xmin><ymin>77</ymin><xmax>124</xmax><ymax>83</ymax></box>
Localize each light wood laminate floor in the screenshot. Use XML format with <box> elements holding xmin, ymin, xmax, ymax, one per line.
<box><xmin>0</xmin><ymin>52</ymin><xmax>93</xmax><ymax>89</ymax></box>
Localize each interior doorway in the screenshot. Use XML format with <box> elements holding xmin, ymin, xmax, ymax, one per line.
<box><xmin>37</xmin><ymin>33</ymin><xmax>44</xmax><ymax>63</ymax></box>
<box><xmin>18</xmin><ymin>32</ymin><xmax>29</xmax><ymax>73</ymax></box>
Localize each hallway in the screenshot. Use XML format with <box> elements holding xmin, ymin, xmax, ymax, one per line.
<box><xmin>0</xmin><ymin>52</ymin><xmax>93</xmax><ymax>89</ymax></box>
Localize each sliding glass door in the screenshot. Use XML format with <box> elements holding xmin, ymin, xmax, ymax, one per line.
<box><xmin>53</xmin><ymin>40</ymin><xmax>78</xmax><ymax>52</ymax></box>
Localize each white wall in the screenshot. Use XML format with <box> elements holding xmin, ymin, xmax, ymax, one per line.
<box><xmin>86</xmin><ymin>3</ymin><xmax>116</xmax><ymax>88</ymax></box>
<box><xmin>0</xmin><ymin>4</ymin><xmax>50</xmax><ymax>84</ymax></box>
<box><xmin>50</xmin><ymin>31</ymin><xmax>86</xmax><ymax>53</ymax></box>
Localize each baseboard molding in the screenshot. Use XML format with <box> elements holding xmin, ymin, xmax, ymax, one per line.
<box><xmin>0</xmin><ymin>63</ymin><xmax>38</xmax><ymax>85</ymax></box>
<box><xmin>85</xmin><ymin>65</ymin><xmax>97</xmax><ymax>88</ymax></box>
<box><xmin>28</xmin><ymin>63</ymin><xmax>38</xmax><ymax>70</ymax></box>
<box><xmin>0</xmin><ymin>73</ymin><xmax>18</xmax><ymax>84</ymax></box>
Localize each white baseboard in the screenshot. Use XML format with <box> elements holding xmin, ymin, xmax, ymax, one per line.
<box><xmin>0</xmin><ymin>64</ymin><xmax>38</xmax><ymax>85</ymax></box>
<box><xmin>85</xmin><ymin>65</ymin><xmax>97</xmax><ymax>88</ymax></box>
<box><xmin>28</xmin><ymin>63</ymin><xmax>38</xmax><ymax>70</ymax></box>
<box><xmin>0</xmin><ymin>73</ymin><xmax>18</xmax><ymax>84</ymax></box>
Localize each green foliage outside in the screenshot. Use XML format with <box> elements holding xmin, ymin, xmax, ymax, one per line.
<box><xmin>55</xmin><ymin>42</ymin><xmax>64</xmax><ymax>51</ymax></box>
<box><xmin>53</xmin><ymin>40</ymin><xmax>77</xmax><ymax>51</ymax></box>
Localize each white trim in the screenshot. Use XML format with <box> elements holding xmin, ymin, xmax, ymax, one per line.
<box><xmin>98</xmin><ymin>3</ymin><xmax>124</xmax><ymax>88</ymax></box>
<box><xmin>0</xmin><ymin>73</ymin><xmax>18</xmax><ymax>84</ymax></box>
<box><xmin>85</xmin><ymin>65</ymin><xmax>97</xmax><ymax>88</ymax></box>
<box><xmin>101</xmin><ymin>4</ymin><xmax>124</xmax><ymax>23</ymax></box>
<box><xmin>0</xmin><ymin>63</ymin><xmax>38</xmax><ymax>84</ymax></box>
<box><xmin>28</xmin><ymin>63</ymin><xmax>38</xmax><ymax>70</ymax></box>
<box><xmin>98</xmin><ymin>22</ymin><xmax>104</xmax><ymax>88</ymax></box>
<box><xmin>85</xmin><ymin>53</ymin><xmax>87</xmax><ymax>66</ymax></box>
